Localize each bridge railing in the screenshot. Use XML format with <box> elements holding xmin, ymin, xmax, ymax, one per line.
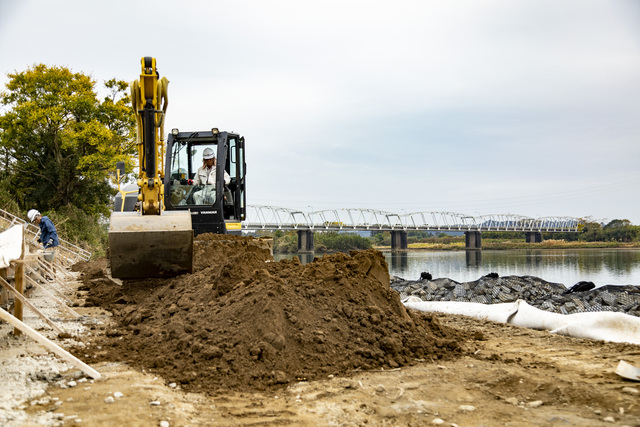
<box><xmin>243</xmin><ymin>206</ymin><xmax>582</xmax><ymax>233</ymax></box>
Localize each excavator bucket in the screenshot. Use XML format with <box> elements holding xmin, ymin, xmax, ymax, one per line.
<box><xmin>108</xmin><ymin>211</ymin><xmax>194</xmax><ymax>279</ymax></box>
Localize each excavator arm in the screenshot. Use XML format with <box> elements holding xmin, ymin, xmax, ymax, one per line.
<box><xmin>108</xmin><ymin>57</ymin><xmax>193</xmax><ymax>279</ymax></box>
<box><xmin>130</xmin><ymin>57</ymin><xmax>169</xmax><ymax>215</ymax></box>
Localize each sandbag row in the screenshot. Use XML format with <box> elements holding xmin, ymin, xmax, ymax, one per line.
<box><xmin>391</xmin><ymin>275</ymin><xmax>640</xmax><ymax>317</ymax></box>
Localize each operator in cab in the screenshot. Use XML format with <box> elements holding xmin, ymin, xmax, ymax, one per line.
<box><xmin>194</xmin><ymin>148</ymin><xmax>230</xmax><ymax>186</ymax></box>
<box><xmin>191</xmin><ymin>148</ymin><xmax>231</xmax><ymax>205</ymax></box>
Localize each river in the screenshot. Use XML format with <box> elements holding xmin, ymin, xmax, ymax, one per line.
<box><xmin>274</xmin><ymin>248</ymin><xmax>640</xmax><ymax>287</ymax></box>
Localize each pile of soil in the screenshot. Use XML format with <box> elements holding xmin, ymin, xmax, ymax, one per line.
<box><xmin>73</xmin><ymin>235</ymin><xmax>465</xmax><ymax>392</ymax></box>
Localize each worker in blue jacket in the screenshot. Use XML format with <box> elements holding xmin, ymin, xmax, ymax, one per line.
<box><xmin>27</xmin><ymin>209</ymin><xmax>59</xmax><ymax>250</ymax></box>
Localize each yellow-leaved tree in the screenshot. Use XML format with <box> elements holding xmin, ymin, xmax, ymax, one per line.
<box><xmin>0</xmin><ymin>64</ymin><xmax>136</xmax><ymax>216</ymax></box>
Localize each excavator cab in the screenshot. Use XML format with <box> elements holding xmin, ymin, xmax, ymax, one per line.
<box><xmin>165</xmin><ymin>129</ymin><xmax>246</xmax><ymax>236</ymax></box>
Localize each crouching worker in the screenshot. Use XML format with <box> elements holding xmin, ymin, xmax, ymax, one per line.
<box><xmin>27</xmin><ymin>209</ymin><xmax>59</xmax><ymax>263</ymax></box>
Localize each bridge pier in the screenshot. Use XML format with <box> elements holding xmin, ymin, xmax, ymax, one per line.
<box><xmin>390</xmin><ymin>252</ymin><xmax>408</xmax><ymax>269</ymax></box>
<box><xmin>390</xmin><ymin>231</ymin><xmax>408</xmax><ymax>250</ymax></box>
<box><xmin>297</xmin><ymin>230</ymin><xmax>314</xmax><ymax>253</ymax></box>
<box><xmin>465</xmin><ymin>231</ymin><xmax>482</xmax><ymax>249</ymax></box>
<box><xmin>525</xmin><ymin>232</ymin><xmax>542</xmax><ymax>243</ymax></box>
<box><xmin>465</xmin><ymin>249</ymin><xmax>482</xmax><ymax>267</ymax></box>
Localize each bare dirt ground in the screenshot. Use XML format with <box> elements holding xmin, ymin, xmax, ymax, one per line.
<box><xmin>16</xmin><ymin>306</ymin><xmax>640</xmax><ymax>426</ymax></box>
<box><xmin>2</xmin><ymin>238</ymin><xmax>640</xmax><ymax>426</ymax></box>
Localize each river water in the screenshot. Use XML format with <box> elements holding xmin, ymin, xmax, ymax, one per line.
<box><xmin>274</xmin><ymin>249</ymin><xmax>640</xmax><ymax>288</ymax></box>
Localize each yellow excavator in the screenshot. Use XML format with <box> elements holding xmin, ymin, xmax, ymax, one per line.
<box><xmin>108</xmin><ymin>57</ymin><xmax>194</xmax><ymax>279</ymax></box>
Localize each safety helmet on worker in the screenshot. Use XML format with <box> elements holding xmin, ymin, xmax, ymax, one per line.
<box><xmin>27</xmin><ymin>209</ymin><xmax>40</xmax><ymax>222</ymax></box>
<box><xmin>202</xmin><ymin>148</ymin><xmax>215</xmax><ymax>159</ymax></box>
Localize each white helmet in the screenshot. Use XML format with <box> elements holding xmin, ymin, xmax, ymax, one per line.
<box><xmin>202</xmin><ymin>148</ymin><xmax>215</xmax><ymax>159</ymax></box>
<box><xmin>27</xmin><ymin>209</ymin><xmax>40</xmax><ymax>222</ymax></box>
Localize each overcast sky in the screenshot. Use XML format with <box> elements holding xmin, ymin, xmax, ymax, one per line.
<box><xmin>1</xmin><ymin>0</ymin><xmax>639</xmax><ymax>224</ymax></box>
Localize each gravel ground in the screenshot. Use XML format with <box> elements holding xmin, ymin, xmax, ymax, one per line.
<box><xmin>0</xmin><ymin>273</ymin><xmax>97</xmax><ymax>426</ymax></box>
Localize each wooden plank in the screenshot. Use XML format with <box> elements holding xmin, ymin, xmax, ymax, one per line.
<box><xmin>0</xmin><ymin>268</ymin><xmax>7</xmax><ymax>307</ymax></box>
<box><xmin>0</xmin><ymin>307</ymin><xmax>101</xmax><ymax>379</ymax></box>
<box><xmin>13</xmin><ymin>225</ymin><xmax>25</xmax><ymax>334</ymax></box>
<box><xmin>0</xmin><ymin>275</ymin><xmax>64</xmax><ymax>335</ymax></box>
<box><xmin>14</xmin><ymin>261</ymin><xmax>24</xmax><ymax>334</ymax></box>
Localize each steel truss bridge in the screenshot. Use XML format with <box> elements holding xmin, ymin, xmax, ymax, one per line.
<box><xmin>243</xmin><ymin>206</ymin><xmax>581</xmax><ymax>233</ymax></box>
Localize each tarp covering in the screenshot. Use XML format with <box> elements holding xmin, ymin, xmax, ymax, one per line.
<box><xmin>404</xmin><ymin>298</ymin><xmax>640</xmax><ymax>345</ymax></box>
<box><xmin>0</xmin><ymin>225</ymin><xmax>23</xmax><ymax>269</ymax></box>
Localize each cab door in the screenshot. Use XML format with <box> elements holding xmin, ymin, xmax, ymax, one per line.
<box><xmin>225</xmin><ymin>135</ymin><xmax>246</xmax><ymax>221</ymax></box>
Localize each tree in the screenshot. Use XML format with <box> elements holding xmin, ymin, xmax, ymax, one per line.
<box><xmin>577</xmin><ymin>220</ymin><xmax>605</xmax><ymax>242</ymax></box>
<box><xmin>603</xmin><ymin>219</ymin><xmax>638</xmax><ymax>242</ymax></box>
<box><xmin>603</xmin><ymin>219</ymin><xmax>632</xmax><ymax>229</ymax></box>
<box><xmin>0</xmin><ymin>64</ymin><xmax>136</xmax><ymax>215</ymax></box>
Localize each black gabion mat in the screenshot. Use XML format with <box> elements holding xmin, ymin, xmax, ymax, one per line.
<box><xmin>392</xmin><ymin>274</ymin><xmax>640</xmax><ymax>317</ymax></box>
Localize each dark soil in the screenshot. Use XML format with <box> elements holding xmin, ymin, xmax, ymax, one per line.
<box><xmin>73</xmin><ymin>234</ymin><xmax>466</xmax><ymax>393</ymax></box>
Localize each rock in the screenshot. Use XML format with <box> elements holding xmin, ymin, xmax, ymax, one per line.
<box><xmin>273</xmin><ymin>370</ymin><xmax>287</xmax><ymax>384</ymax></box>
<box><xmin>67</xmin><ymin>381</ymin><xmax>76</xmax><ymax>387</ymax></box>
<box><xmin>527</xmin><ymin>400</ymin><xmax>543</xmax><ymax>408</ymax></box>
<box><xmin>150</xmin><ymin>400</ymin><xmax>161</xmax><ymax>406</ymax></box>
<box><xmin>505</xmin><ymin>397</ymin><xmax>519</xmax><ymax>405</ymax></box>
<box><xmin>431</xmin><ymin>418</ymin><xmax>445</xmax><ymax>425</ymax></box>
<box><xmin>621</xmin><ymin>387</ymin><xmax>638</xmax><ymax>394</ymax></box>
<box><xmin>114</xmin><ymin>391</ymin><xmax>123</xmax><ymax>398</ymax></box>
<box><xmin>458</xmin><ymin>405</ymin><xmax>476</xmax><ymax>412</ymax></box>
<box><xmin>603</xmin><ymin>416</ymin><xmax>615</xmax><ymax>423</ymax></box>
<box><xmin>160</xmin><ymin>421</ymin><xmax>170</xmax><ymax>427</ymax></box>
<box><xmin>104</xmin><ymin>396</ymin><xmax>115</xmax><ymax>403</ymax></box>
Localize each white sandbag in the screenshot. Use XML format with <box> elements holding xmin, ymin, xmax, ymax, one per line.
<box><xmin>403</xmin><ymin>299</ymin><xmax>520</xmax><ymax>324</ymax></box>
<box><xmin>404</xmin><ymin>298</ymin><xmax>640</xmax><ymax>345</ymax></box>
<box><xmin>0</xmin><ymin>225</ymin><xmax>23</xmax><ymax>269</ymax></box>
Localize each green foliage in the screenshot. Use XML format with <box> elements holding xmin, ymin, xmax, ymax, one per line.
<box><xmin>45</xmin><ymin>206</ymin><xmax>109</xmax><ymax>257</ymax></box>
<box><xmin>0</xmin><ymin>177</ymin><xmax>20</xmax><ymax>214</ymax></box>
<box><xmin>482</xmin><ymin>231</ymin><xmax>526</xmax><ymax>240</ymax></box>
<box><xmin>315</xmin><ymin>232</ymin><xmax>372</xmax><ymax>252</ymax></box>
<box><xmin>0</xmin><ymin>64</ymin><xmax>136</xmax><ymax>216</ymax></box>
<box><xmin>601</xmin><ymin>219</ymin><xmax>639</xmax><ymax>242</ymax></box>
<box><xmin>272</xmin><ymin>231</ymin><xmax>298</xmax><ymax>253</ymax></box>
<box><xmin>269</xmin><ymin>230</ymin><xmax>373</xmax><ymax>253</ymax></box>
<box><xmin>556</xmin><ymin>219</ymin><xmax>639</xmax><ymax>243</ymax></box>
<box><xmin>406</xmin><ymin>230</ymin><xmax>434</xmax><ymax>243</ymax></box>
<box><xmin>371</xmin><ymin>231</ymin><xmax>391</xmax><ymax>246</ymax></box>
<box><xmin>372</xmin><ymin>231</ymin><xmax>386</xmax><ymax>246</ymax></box>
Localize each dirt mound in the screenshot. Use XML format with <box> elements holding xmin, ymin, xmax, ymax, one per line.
<box><xmin>77</xmin><ymin>235</ymin><xmax>465</xmax><ymax>392</ymax></box>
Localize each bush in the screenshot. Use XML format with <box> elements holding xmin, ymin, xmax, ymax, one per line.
<box><xmin>315</xmin><ymin>232</ymin><xmax>372</xmax><ymax>252</ymax></box>
<box><xmin>273</xmin><ymin>231</ymin><xmax>298</xmax><ymax>253</ymax></box>
<box><xmin>270</xmin><ymin>231</ymin><xmax>373</xmax><ymax>253</ymax></box>
<box><xmin>0</xmin><ymin>178</ymin><xmax>21</xmax><ymax>215</ymax></box>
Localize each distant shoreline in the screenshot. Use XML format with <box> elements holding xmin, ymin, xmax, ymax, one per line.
<box><xmin>374</xmin><ymin>241</ymin><xmax>640</xmax><ymax>251</ymax></box>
